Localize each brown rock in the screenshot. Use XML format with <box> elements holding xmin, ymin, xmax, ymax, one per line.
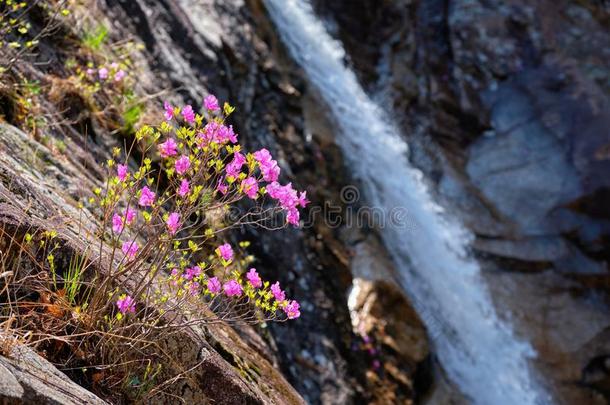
<box><xmin>350</xmin><ymin>278</ymin><xmax>429</xmax><ymax>404</ymax></box>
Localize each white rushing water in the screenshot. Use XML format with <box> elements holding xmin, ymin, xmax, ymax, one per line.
<box><xmin>265</xmin><ymin>1</ymin><xmax>551</xmax><ymax>404</ymax></box>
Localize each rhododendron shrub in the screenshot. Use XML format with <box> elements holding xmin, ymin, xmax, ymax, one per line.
<box><xmin>0</xmin><ymin>95</ymin><xmax>306</xmax><ymax>400</ymax></box>
<box><xmin>91</xmin><ymin>96</ymin><xmax>306</xmax><ymax>328</ymax></box>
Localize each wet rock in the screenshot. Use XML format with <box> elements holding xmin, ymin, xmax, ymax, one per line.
<box><xmin>484</xmin><ymin>266</ymin><xmax>610</xmax><ymax>404</ymax></box>
<box><xmin>467</xmin><ymin>81</ymin><xmax>581</xmax><ymax>234</ymax></box>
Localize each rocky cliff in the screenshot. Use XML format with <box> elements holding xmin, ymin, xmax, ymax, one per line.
<box><xmin>0</xmin><ymin>0</ymin><xmax>429</xmax><ymax>403</ymax></box>
<box><xmin>312</xmin><ymin>0</ymin><xmax>610</xmax><ymax>403</ymax></box>
<box><xmin>2</xmin><ymin>0</ymin><xmax>609</xmax><ymax>403</ymax></box>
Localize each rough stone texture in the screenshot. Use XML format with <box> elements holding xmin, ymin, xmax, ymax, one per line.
<box><xmin>0</xmin><ymin>335</ymin><xmax>106</xmax><ymax>404</ymax></box>
<box><xmin>312</xmin><ymin>0</ymin><xmax>610</xmax><ymax>402</ymax></box>
<box><xmin>2</xmin><ymin>0</ymin><xmax>433</xmax><ymax>404</ymax></box>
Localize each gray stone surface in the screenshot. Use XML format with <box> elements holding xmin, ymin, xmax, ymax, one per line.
<box><xmin>0</xmin><ymin>337</ymin><xmax>106</xmax><ymax>404</ymax></box>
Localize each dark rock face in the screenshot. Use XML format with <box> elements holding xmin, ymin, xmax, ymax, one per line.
<box><xmin>311</xmin><ymin>0</ymin><xmax>610</xmax><ymax>402</ymax></box>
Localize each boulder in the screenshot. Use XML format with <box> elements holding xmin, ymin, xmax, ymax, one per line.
<box><xmin>0</xmin><ymin>335</ymin><xmax>106</xmax><ymax>404</ymax></box>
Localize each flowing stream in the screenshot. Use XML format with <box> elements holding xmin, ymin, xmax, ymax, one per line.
<box><xmin>265</xmin><ymin>1</ymin><xmax>552</xmax><ymax>403</ymax></box>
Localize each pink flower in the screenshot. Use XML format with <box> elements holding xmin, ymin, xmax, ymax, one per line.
<box><xmin>121</xmin><ymin>241</ymin><xmax>139</xmax><ymax>261</ymax></box>
<box><xmin>158</xmin><ymin>138</ymin><xmax>178</xmax><ymax>158</ymax></box>
<box><xmin>166</xmin><ymin>212</ymin><xmax>181</xmax><ymax>235</ymax></box>
<box><xmin>112</xmin><ymin>208</ymin><xmax>137</xmax><ymax>233</ymax></box>
<box><xmin>217</xmin><ymin>124</ymin><xmax>237</xmax><ymax>144</ymax></box>
<box><xmin>164</xmin><ymin>101</ymin><xmax>174</xmax><ymax>121</ymax></box>
<box><xmin>216</xmin><ymin>243</ymin><xmax>233</xmax><ymax>261</ymax></box>
<box><xmin>124</xmin><ymin>208</ymin><xmax>137</xmax><ymax>225</ymax></box>
<box><xmin>253</xmin><ymin>149</ymin><xmax>280</xmax><ymax>182</ymax></box>
<box><xmin>270</xmin><ymin>282</ymin><xmax>285</xmax><ymax>302</ymax></box>
<box><xmin>181</xmin><ymin>105</ymin><xmax>195</xmax><ymax>124</ymax></box>
<box><xmin>195</xmin><ymin>132</ymin><xmax>208</xmax><ymax>147</ymax></box>
<box><xmin>283</xmin><ymin>300</ymin><xmax>300</xmax><ymax>319</ymax></box>
<box><xmin>267</xmin><ymin>182</ymin><xmax>298</xmax><ymax>209</ymax></box>
<box><xmin>204</xmin><ymin>94</ymin><xmax>220</xmax><ymax>111</ymax></box>
<box><xmin>298</xmin><ymin>191</ymin><xmax>309</xmax><ymax>208</ymax></box>
<box><xmin>114</xmin><ymin>70</ymin><xmax>126</xmax><ymax>82</ymax></box>
<box><xmin>202</xmin><ymin>122</ymin><xmax>238</xmax><ymax>144</ymax></box>
<box><xmin>246</xmin><ymin>268</ymin><xmax>262</xmax><ymax>288</ymax></box>
<box><xmin>242</xmin><ymin>177</ymin><xmax>258</xmax><ymax>199</ymax></box>
<box><xmin>117</xmin><ymin>164</ymin><xmax>128</xmax><ymax>182</ymax></box>
<box><xmin>112</xmin><ymin>213</ymin><xmax>124</xmax><ymax>233</ymax></box>
<box><xmin>98</xmin><ymin>67</ymin><xmax>108</xmax><ymax>80</ymax></box>
<box><xmin>286</xmin><ymin>208</ymin><xmax>300</xmax><ymax>226</ymax></box>
<box><xmin>178</xmin><ymin>179</ymin><xmax>190</xmax><ymax>197</ymax></box>
<box><xmin>184</xmin><ymin>266</ymin><xmax>202</xmax><ymax>281</ymax></box>
<box><xmin>253</xmin><ymin>148</ymin><xmax>272</xmax><ymax>163</ymax></box>
<box><xmin>175</xmin><ymin>155</ymin><xmax>190</xmax><ymax>175</ymax></box>
<box><xmin>138</xmin><ymin>186</ymin><xmax>155</xmax><ymax>207</ymax></box>
<box><xmin>116</xmin><ymin>295</ymin><xmax>135</xmax><ymax>314</ymax></box>
<box><xmin>207</xmin><ymin>277</ymin><xmax>221</xmax><ymax>294</ymax></box>
<box><xmin>223</xmin><ymin>280</ymin><xmax>242</xmax><ymax>297</ymax></box>
<box><xmin>202</xmin><ymin>121</ymin><xmax>219</xmax><ymax>143</ymax></box>
<box><xmin>266</xmin><ymin>182</ymin><xmax>305</xmax><ymax>226</ymax></box>
<box><xmin>110</xmin><ymin>62</ymin><xmax>119</xmax><ymax>69</ymax></box>
<box><xmin>189</xmin><ymin>282</ymin><xmax>200</xmax><ymax>296</ymax></box>
<box><xmin>226</xmin><ymin>152</ymin><xmax>245</xmax><ymax>178</ymax></box>
<box><xmin>216</xmin><ymin>179</ymin><xmax>228</xmax><ymax>195</ymax></box>
<box><xmin>86</xmin><ymin>68</ymin><xmax>95</xmax><ymax>77</ymax></box>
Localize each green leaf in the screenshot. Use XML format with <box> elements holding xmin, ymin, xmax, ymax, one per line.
<box><xmin>223</xmin><ymin>102</ymin><xmax>235</xmax><ymax>116</ymax></box>
<box><xmin>122</xmin><ymin>103</ymin><xmax>143</xmax><ymax>134</ymax></box>
<box><xmin>82</xmin><ymin>24</ymin><xmax>108</xmax><ymax>50</ymax></box>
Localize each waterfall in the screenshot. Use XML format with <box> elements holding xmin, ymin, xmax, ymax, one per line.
<box><xmin>265</xmin><ymin>1</ymin><xmax>552</xmax><ymax>403</ymax></box>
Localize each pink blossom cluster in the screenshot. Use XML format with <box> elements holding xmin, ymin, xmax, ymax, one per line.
<box><xmin>241</xmin><ymin>177</ymin><xmax>258</xmax><ymax>199</ymax></box>
<box><xmin>270</xmin><ymin>281</ymin><xmax>300</xmax><ymax>319</ymax></box>
<box><xmin>165</xmin><ymin>241</ymin><xmax>300</xmax><ymax>319</ymax></box>
<box><xmin>204</xmin><ymin>95</ymin><xmax>220</xmax><ymax>111</ymax></box>
<box><xmin>117</xmin><ymin>164</ymin><xmax>128</xmax><ymax>182</ymax></box>
<box><xmin>266</xmin><ymin>182</ymin><xmax>309</xmax><ymax>226</ymax></box>
<box><xmin>182</xmin><ymin>105</ymin><xmax>195</xmax><ymax>124</ymax></box>
<box><xmin>184</xmin><ymin>266</ymin><xmax>202</xmax><ymax>281</ymax></box>
<box><xmin>86</xmin><ymin>62</ymin><xmax>126</xmax><ymax>83</ymax></box>
<box><xmin>223</xmin><ymin>280</ymin><xmax>242</xmax><ymax>297</ymax></box>
<box><xmin>121</xmin><ymin>240</ymin><xmax>139</xmax><ymax>261</ymax></box>
<box><xmin>158</xmin><ymin>138</ymin><xmax>178</xmax><ymax>158</ymax></box>
<box><xmin>198</xmin><ymin>121</ymin><xmax>238</xmax><ymax>145</ymax></box>
<box><xmin>112</xmin><ymin>208</ymin><xmax>136</xmax><ymax>233</ymax></box>
<box><xmin>166</xmin><ymin>212</ymin><xmax>181</xmax><ymax>235</ymax></box>
<box><xmin>139</xmin><ymin>186</ymin><xmax>155</xmax><ymax>207</ymax></box>
<box><xmin>116</xmin><ymin>295</ymin><xmax>136</xmax><ymax>315</ymax></box>
<box><xmin>207</xmin><ymin>277</ymin><xmax>221</xmax><ymax>293</ymax></box>
<box><xmin>105</xmin><ymin>94</ymin><xmax>305</xmax><ymax>325</ymax></box>
<box><xmin>175</xmin><ymin>156</ymin><xmax>190</xmax><ymax>175</ymax></box>
<box><xmin>253</xmin><ymin>149</ymin><xmax>280</xmax><ymax>182</ymax></box>
<box><xmin>225</xmin><ymin>152</ymin><xmax>245</xmax><ymax>178</ymax></box>
<box><xmin>216</xmin><ymin>243</ymin><xmax>234</xmax><ymax>262</ymax></box>
<box><xmin>246</xmin><ymin>268</ymin><xmax>262</xmax><ymax>288</ymax></box>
